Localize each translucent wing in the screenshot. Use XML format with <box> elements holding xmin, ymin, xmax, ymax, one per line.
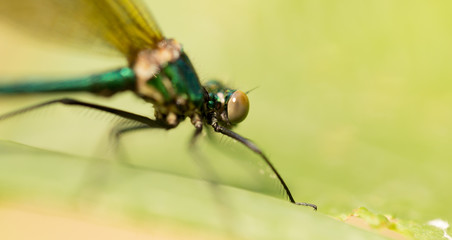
<box><xmin>0</xmin><ymin>0</ymin><xmax>163</xmax><ymax>62</ymax></box>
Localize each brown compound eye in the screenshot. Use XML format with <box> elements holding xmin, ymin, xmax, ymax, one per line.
<box><xmin>227</xmin><ymin>90</ymin><xmax>249</xmax><ymax>124</ymax></box>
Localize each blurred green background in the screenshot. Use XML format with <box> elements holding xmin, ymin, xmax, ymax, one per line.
<box><xmin>1</xmin><ymin>0</ymin><xmax>452</xmax><ymax>239</ymax></box>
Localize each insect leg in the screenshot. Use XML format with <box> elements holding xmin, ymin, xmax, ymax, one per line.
<box><xmin>0</xmin><ymin>98</ymin><xmax>169</xmax><ymax>129</ymax></box>
<box><xmin>211</xmin><ymin>122</ymin><xmax>317</xmax><ymax>210</ymax></box>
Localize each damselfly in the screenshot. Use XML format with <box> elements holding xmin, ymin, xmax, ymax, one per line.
<box><xmin>0</xmin><ymin>0</ymin><xmax>316</xmax><ymax>210</ymax></box>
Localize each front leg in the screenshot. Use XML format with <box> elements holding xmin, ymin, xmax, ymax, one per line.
<box><xmin>210</xmin><ymin>121</ymin><xmax>317</xmax><ymax>210</ymax></box>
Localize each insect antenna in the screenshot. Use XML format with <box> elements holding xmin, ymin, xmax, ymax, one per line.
<box><xmin>245</xmin><ymin>86</ymin><xmax>259</xmax><ymax>95</ymax></box>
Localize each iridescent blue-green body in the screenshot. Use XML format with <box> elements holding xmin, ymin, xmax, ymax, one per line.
<box><xmin>149</xmin><ymin>53</ymin><xmax>204</xmax><ymax>106</ymax></box>
<box><xmin>0</xmin><ymin>0</ymin><xmax>316</xmax><ymax>209</ymax></box>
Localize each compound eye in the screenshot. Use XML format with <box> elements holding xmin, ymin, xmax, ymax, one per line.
<box><xmin>227</xmin><ymin>90</ymin><xmax>249</xmax><ymax>124</ymax></box>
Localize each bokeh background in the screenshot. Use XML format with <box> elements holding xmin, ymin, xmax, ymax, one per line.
<box><xmin>1</xmin><ymin>0</ymin><xmax>451</xmax><ymax>239</ymax></box>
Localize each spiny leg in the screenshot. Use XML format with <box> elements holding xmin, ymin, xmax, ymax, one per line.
<box><xmin>0</xmin><ymin>97</ymin><xmax>169</xmax><ymax>162</ymax></box>
<box><xmin>0</xmin><ymin>97</ymin><xmax>168</xmax><ymax>172</ymax></box>
<box><xmin>0</xmin><ymin>98</ymin><xmax>168</xmax><ymax>129</ymax></box>
<box><xmin>211</xmin><ymin>122</ymin><xmax>317</xmax><ymax>210</ymax></box>
<box><xmin>0</xmin><ymin>97</ymin><xmax>170</xmax><ymax>160</ymax></box>
<box><xmin>203</xmin><ymin>126</ymin><xmax>287</xmax><ymax>197</ymax></box>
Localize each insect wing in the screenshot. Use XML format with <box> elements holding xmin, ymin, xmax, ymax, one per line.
<box><xmin>0</xmin><ymin>0</ymin><xmax>164</xmax><ymax>61</ymax></box>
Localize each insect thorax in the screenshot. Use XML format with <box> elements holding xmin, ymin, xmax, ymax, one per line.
<box><xmin>133</xmin><ymin>39</ymin><xmax>205</xmax><ymax>126</ymax></box>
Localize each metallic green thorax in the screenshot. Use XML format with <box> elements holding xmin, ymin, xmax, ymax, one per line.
<box><xmin>147</xmin><ymin>52</ymin><xmax>204</xmax><ymax>107</ymax></box>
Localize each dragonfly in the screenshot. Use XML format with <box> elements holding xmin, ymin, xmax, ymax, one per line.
<box><xmin>0</xmin><ymin>0</ymin><xmax>316</xmax><ymax>210</ymax></box>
